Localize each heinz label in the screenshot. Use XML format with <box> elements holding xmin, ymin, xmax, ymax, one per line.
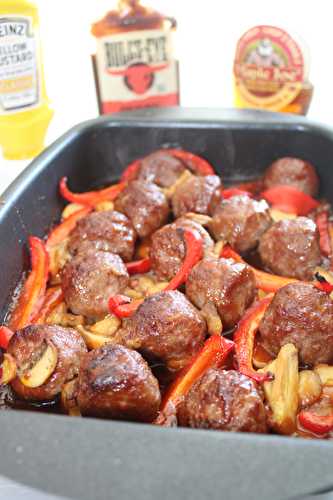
<box><xmin>95</xmin><ymin>29</ymin><xmax>179</xmax><ymax>113</ymax></box>
<box><xmin>0</xmin><ymin>16</ymin><xmax>39</xmax><ymax>114</ymax></box>
<box><xmin>234</xmin><ymin>25</ymin><xmax>306</xmax><ymax>111</ymax></box>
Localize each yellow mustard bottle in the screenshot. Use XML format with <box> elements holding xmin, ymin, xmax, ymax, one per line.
<box><xmin>0</xmin><ymin>0</ymin><xmax>53</xmax><ymax>160</ymax></box>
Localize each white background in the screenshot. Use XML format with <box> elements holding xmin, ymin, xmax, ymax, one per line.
<box><xmin>1</xmin><ymin>0</ymin><xmax>333</xmax><ymax>190</ymax></box>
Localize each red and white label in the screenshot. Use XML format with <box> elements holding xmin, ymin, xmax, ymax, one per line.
<box><xmin>95</xmin><ymin>28</ymin><xmax>179</xmax><ymax>113</ymax></box>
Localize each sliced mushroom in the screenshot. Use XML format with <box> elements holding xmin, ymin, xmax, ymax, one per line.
<box><xmin>212</xmin><ymin>241</ymin><xmax>225</xmax><ymax>258</ymax></box>
<box><xmin>95</xmin><ymin>201</ymin><xmax>114</xmax><ymax>212</ymax></box>
<box><xmin>90</xmin><ymin>314</ymin><xmax>121</xmax><ymax>337</ymax></box>
<box><xmin>270</xmin><ymin>209</ymin><xmax>297</xmax><ymax>222</ymax></box>
<box><xmin>61</xmin><ymin>203</ymin><xmax>85</xmax><ymax>219</ymax></box>
<box><xmin>201</xmin><ymin>301</ymin><xmax>223</xmax><ymax>336</ymax></box>
<box><xmin>183</xmin><ymin>213</ymin><xmax>213</xmax><ymax>227</ymax></box>
<box><xmin>77</xmin><ymin>326</ymin><xmax>114</xmax><ymax>350</ymax></box>
<box><xmin>163</xmin><ymin>169</ymin><xmax>192</xmax><ymax>198</ymax></box>
<box><xmin>314</xmin><ymin>364</ymin><xmax>333</xmax><ymax>387</ymax></box>
<box><xmin>19</xmin><ymin>342</ymin><xmax>58</xmax><ymax>388</ymax></box>
<box><xmin>298</xmin><ymin>370</ymin><xmax>322</xmax><ymax>407</ymax></box>
<box><xmin>0</xmin><ymin>354</ymin><xmax>17</xmax><ymax>385</ymax></box>
<box><xmin>259</xmin><ymin>343</ymin><xmax>299</xmax><ymax>435</ymax></box>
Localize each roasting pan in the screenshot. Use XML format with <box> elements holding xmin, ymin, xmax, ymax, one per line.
<box><xmin>1</xmin><ymin>108</ymin><xmax>333</xmax><ymax>500</ymax></box>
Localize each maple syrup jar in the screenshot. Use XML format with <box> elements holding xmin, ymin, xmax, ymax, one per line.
<box><xmin>91</xmin><ymin>0</ymin><xmax>180</xmax><ymax>114</ymax></box>
<box><xmin>233</xmin><ymin>25</ymin><xmax>313</xmax><ymax>115</ymax></box>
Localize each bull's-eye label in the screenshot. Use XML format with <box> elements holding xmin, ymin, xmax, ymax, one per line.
<box><xmin>234</xmin><ymin>25</ymin><xmax>306</xmax><ymax>111</ymax></box>
<box><xmin>96</xmin><ymin>29</ymin><xmax>179</xmax><ymax>114</ymax></box>
<box><xmin>0</xmin><ymin>16</ymin><xmax>39</xmax><ymax>114</ymax></box>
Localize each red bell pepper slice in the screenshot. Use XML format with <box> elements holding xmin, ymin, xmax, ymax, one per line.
<box><xmin>220</xmin><ymin>245</ymin><xmax>333</xmax><ymax>294</ymax></box>
<box><xmin>316</xmin><ymin>211</ymin><xmax>331</xmax><ymax>257</ymax></box>
<box><xmin>109</xmin><ymin>229</ymin><xmax>203</xmax><ymax>318</ymax></box>
<box><xmin>221</xmin><ymin>188</ymin><xmax>252</xmax><ymax>199</ymax></box>
<box><xmin>233</xmin><ymin>179</ymin><xmax>263</xmax><ymax>195</ymax></box>
<box><xmin>234</xmin><ymin>295</ymin><xmax>274</xmax><ymax>383</ymax></box>
<box><xmin>9</xmin><ymin>237</ymin><xmax>49</xmax><ymax>331</ymax></box>
<box><xmin>108</xmin><ymin>295</ymin><xmax>143</xmax><ymax>319</ymax></box>
<box><xmin>46</xmin><ymin>206</ymin><xmax>92</xmax><ymax>249</ymax></box>
<box><xmin>298</xmin><ymin>410</ymin><xmax>333</xmax><ymax>435</ymax></box>
<box><xmin>120</xmin><ymin>159</ymin><xmax>141</xmax><ymax>183</ymax></box>
<box><xmin>31</xmin><ymin>287</ymin><xmax>64</xmax><ymax>324</ymax></box>
<box><xmin>261</xmin><ymin>185</ymin><xmax>319</xmax><ymax>216</ymax></box>
<box><xmin>164</xmin><ymin>228</ymin><xmax>203</xmax><ymax>290</ymax></box>
<box><xmin>59</xmin><ymin>177</ymin><xmax>125</xmax><ymax>206</ymax></box>
<box><xmin>126</xmin><ymin>258</ymin><xmax>151</xmax><ymax>275</ymax></box>
<box><xmin>0</xmin><ymin>326</ymin><xmax>15</xmax><ymax>350</ymax></box>
<box><xmin>164</xmin><ymin>149</ymin><xmax>215</xmax><ymax>176</ymax></box>
<box><xmin>156</xmin><ymin>335</ymin><xmax>234</xmax><ymax>424</ymax></box>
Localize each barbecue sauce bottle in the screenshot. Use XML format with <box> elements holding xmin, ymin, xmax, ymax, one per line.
<box><xmin>91</xmin><ymin>0</ymin><xmax>180</xmax><ymax>114</ymax></box>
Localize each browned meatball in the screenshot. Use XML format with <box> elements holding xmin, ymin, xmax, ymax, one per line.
<box><xmin>119</xmin><ymin>290</ymin><xmax>206</xmax><ymax>372</ymax></box>
<box><xmin>263</xmin><ymin>157</ymin><xmax>319</xmax><ymax>196</ymax></box>
<box><xmin>8</xmin><ymin>325</ymin><xmax>87</xmax><ymax>402</ymax></box>
<box><xmin>77</xmin><ymin>344</ymin><xmax>161</xmax><ymax>422</ymax></box>
<box><xmin>68</xmin><ymin>210</ymin><xmax>137</xmax><ymax>262</ymax></box>
<box><xmin>136</xmin><ymin>151</ymin><xmax>186</xmax><ymax>188</ymax></box>
<box><xmin>150</xmin><ymin>217</ymin><xmax>214</xmax><ymax>281</ymax></box>
<box><xmin>210</xmin><ymin>195</ymin><xmax>272</xmax><ymax>253</ymax></box>
<box><xmin>258</xmin><ymin>217</ymin><xmax>321</xmax><ymax>280</ymax></box>
<box><xmin>259</xmin><ymin>283</ymin><xmax>333</xmax><ymax>366</ymax></box>
<box><xmin>62</xmin><ymin>251</ymin><xmax>129</xmax><ymax>318</ymax></box>
<box><xmin>178</xmin><ymin>369</ymin><xmax>267</xmax><ymax>432</ymax></box>
<box><xmin>114</xmin><ymin>180</ymin><xmax>169</xmax><ymax>238</ymax></box>
<box><xmin>171</xmin><ymin>175</ymin><xmax>222</xmax><ymax>218</ymax></box>
<box><xmin>186</xmin><ymin>257</ymin><xmax>256</xmax><ymax>329</ymax></box>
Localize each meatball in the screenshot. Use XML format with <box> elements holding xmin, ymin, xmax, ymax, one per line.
<box><xmin>77</xmin><ymin>344</ymin><xmax>161</xmax><ymax>422</ymax></box>
<box><xmin>263</xmin><ymin>157</ymin><xmax>319</xmax><ymax>197</ymax></box>
<box><xmin>171</xmin><ymin>175</ymin><xmax>222</xmax><ymax>218</ymax></box>
<box><xmin>259</xmin><ymin>282</ymin><xmax>333</xmax><ymax>366</ymax></box>
<box><xmin>150</xmin><ymin>217</ymin><xmax>214</xmax><ymax>281</ymax></box>
<box><xmin>178</xmin><ymin>369</ymin><xmax>267</xmax><ymax>432</ymax></box>
<box><xmin>258</xmin><ymin>217</ymin><xmax>321</xmax><ymax>280</ymax></box>
<box><xmin>186</xmin><ymin>257</ymin><xmax>256</xmax><ymax>329</ymax></box>
<box><xmin>209</xmin><ymin>195</ymin><xmax>272</xmax><ymax>253</ymax></box>
<box><xmin>68</xmin><ymin>210</ymin><xmax>137</xmax><ymax>262</ymax></box>
<box><xmin>8</xmin><ymin>325</ymin><xmax>87</xmax><ymax>402</ymax></box>
<box><xmin>114</xmin><ymin>180</ymin><xmax>169</xmax><ymax>238</ymax></box>
<box><xmin>119</xmin><ymin>290</ymin><xmax>206</xmax><ymax>372</ymax></box>
<box><xmin>62</xmin><ymin>251</ymin><xmax>129</xmax><ymax>318</ymax></box>
<box><xmin>136</xmin><ymin>151</ymin><xmax>186</xmax><ymax>188</ymax></box>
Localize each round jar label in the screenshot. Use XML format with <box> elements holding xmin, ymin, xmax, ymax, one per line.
<box><xmin>234</xmin><ymin>25</ymin><xmax>305</xmax><ymax>110</ymax></box>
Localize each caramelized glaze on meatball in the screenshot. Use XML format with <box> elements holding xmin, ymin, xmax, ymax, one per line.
<box><xmin>8</xmin><ymin>325</ymin><xmax>87</xmax><ymax>401</ymax></box>
<box><xmin>186</xmin><ymin>257</ymin><xmax>256</xmax><ymax>329</ymax></box>
<box><xmin>171</xmin><ymin>175</ymin><xmax>222</xmax><ymax>218</ymax></box>
<box><xmin>178</xmin><ymin>369</ymin><xmax>267</xmax><ymax>432</ymax></box>
<box><xmin>114</xmin><ymin>180</ymin><xmax>169</xmax><ymax>238</ymax></box>
<box><xmin>259</xmin><ymin>282</ymin><xmax>333</xmax><ymax>366</ymax></box>
<box><xmin>77</xmin><ymin>344</ymin><xmax>161</xmax><ymax>422</ymax></box>
<box><xmin>210</xmin><ymin>195</ymin><xmax>272</xmax><ymax>253</ymax></box>
<box><xmin>119</xmin><ymin>290</ymin><xmax>206</xmax><ymax>372</ymax></box>
<box><xmin>258</xmin><ymin>217</ymin><xmax>321</xmax><ymax>280</ymax></box>
<box><xmin>62</xmin><ymin>251</ymin><xmax>129</xmax><ymax>318</ymax></box>
<box><xmin>263</xmin><ymin>157</ymin><xmax>319</xmax><ymax>196</ymax></box>
<box><xmin>68</xmin><ymin>210</ymin><xmax>137</xmax><ymax>262</ymax></box>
